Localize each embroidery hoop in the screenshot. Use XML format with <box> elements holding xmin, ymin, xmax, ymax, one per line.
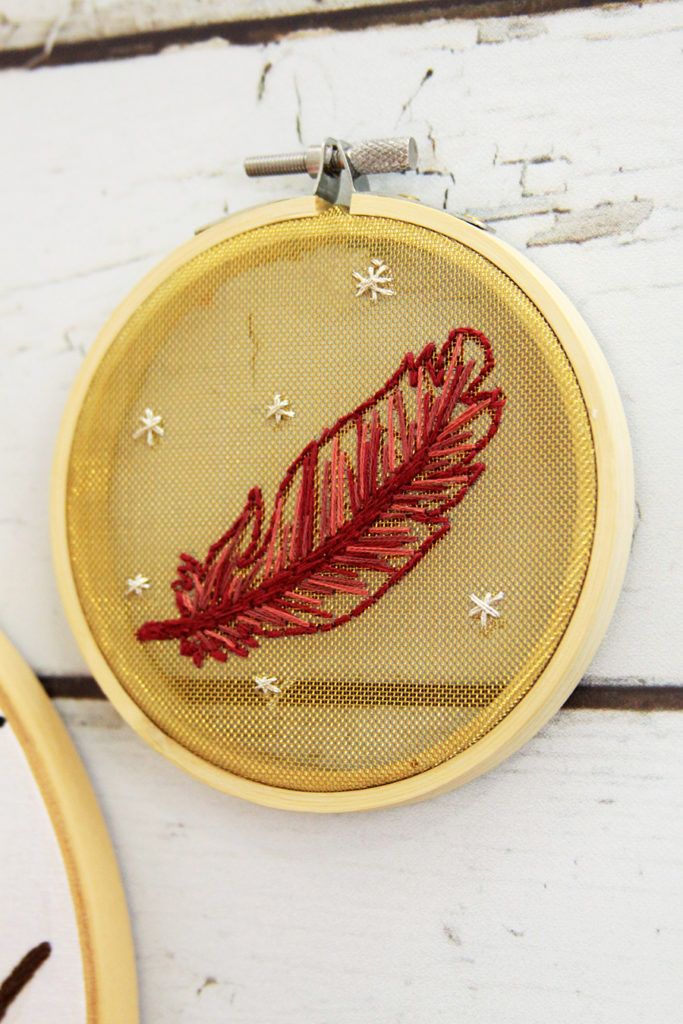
<box><xmin>51</xmin><ymin>166</ymin><xmax>633</xmax><ymax>812</ymax></box>
<box><xmin>0</xmin><ymin>633</ymin><xmax>138</xmax><ymax>1020</ymax></box>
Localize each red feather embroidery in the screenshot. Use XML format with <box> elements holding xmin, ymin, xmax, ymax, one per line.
<box><xmin>138</xmin><ymin>328</ymin><xmax>505</xmax><ymax>666</ymax></box>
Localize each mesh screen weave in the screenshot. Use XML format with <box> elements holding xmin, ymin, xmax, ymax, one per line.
<box><xmin>66</xmin><ymin>208</ymin><xmax>596</xmax><ymax>791</ymax></box>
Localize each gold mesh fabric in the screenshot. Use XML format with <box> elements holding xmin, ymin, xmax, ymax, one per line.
<box><xmin>66</xmin><ymin>209</ymin><xmax>596</xmax><ymax>791</ymax></box>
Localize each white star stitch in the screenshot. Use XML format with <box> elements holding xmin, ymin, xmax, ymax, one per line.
<box><xmin>469</xmin><ymin>591</ymin><xmax>504</xmax><ymax>628</ymax></box>
<box><xmin>126</xmin><ymin>574</ymin><xmax>151</xmax><ymax>596</ymax></box>
<box><xmin>253</xmin><ymin>676</ymin><xmax>281</xmax><ymax>695</ymax></box>
<box><xmin>266</xmin><ymin>394</ymin><xmax>295</xmax><ymax>425</ymax></box>
<box><xmin>352</xmin><ymin>257</ymin><xmax>395</xmax><ymax>300</ymax></box>
<box><xmin>133</xmin><ymin>408</ymin><xmax>164</xmax><ymax>446</ymax></box>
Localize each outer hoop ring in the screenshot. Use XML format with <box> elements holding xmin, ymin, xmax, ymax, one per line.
<box><xmin>51</xmin><ymin>194</ymin><xmax>634</xmax><ymax>812</ymax></box>
<box><xmin>0</xmin><ymin>633</ymin><xmax>138</xmax><ymax>1021</ymax></box>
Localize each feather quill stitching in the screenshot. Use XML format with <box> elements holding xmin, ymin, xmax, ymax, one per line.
<box><xmin>138</xmin><ymin>328</ymin><xmax>505</xmax><ymax>666</ymax></box>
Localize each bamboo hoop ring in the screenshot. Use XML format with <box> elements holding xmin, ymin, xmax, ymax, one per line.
<box><xmin>51</xmin><ymin>194</ymin><xmax>634</xmax><ymax>811</ymax></box>
<box><xmin>0</xmin><ymin>633</ymin><xmax>138</xmax><ymax>1020</ymax></box>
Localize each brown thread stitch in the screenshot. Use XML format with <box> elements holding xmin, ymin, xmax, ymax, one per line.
<box><xmin>138</xmin><ymin>328</ymin><xmax>505</xmax><ymax>666</ymax></box>
<box><xmin>0</xmin><ymin>942</ymin><xmax>51</xmax><ymax>1020</ymax></box>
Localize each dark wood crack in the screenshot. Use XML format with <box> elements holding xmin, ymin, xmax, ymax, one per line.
<box><xmin>0</xmin><ymin>1</ymin><xmax>649</xmax><ymax>70</ymax></box>
<box><xmin>38</xmin><ymin>675</ymin><xmax>683</xmax><ymax>711</ymax></box>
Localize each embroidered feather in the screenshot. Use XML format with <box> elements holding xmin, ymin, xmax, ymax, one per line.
<box><xmin>138</xmin><ymin>328</ymin><xmax>505</xmax><ymax>666</ymax></box>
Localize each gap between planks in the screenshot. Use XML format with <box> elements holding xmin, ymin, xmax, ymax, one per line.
<box><xmin>38</xmin><ymin>676</ymin><xmax>683</xmax><ymax>711</ymax></box>
<box><xmin>0</xmin><ymin>0</ymin><xmax>655</xmax><ymax>70</ymax></box>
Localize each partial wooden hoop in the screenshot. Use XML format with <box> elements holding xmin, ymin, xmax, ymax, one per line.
<box><xmin>51</xmin><ymin>194</ymin><xmax>634</xmax><ymax>811</ymax></box>
<box><xmin>0</xmin><ymin>633</ymin><xmax>138</xmax><ymax>1020</ymax></box>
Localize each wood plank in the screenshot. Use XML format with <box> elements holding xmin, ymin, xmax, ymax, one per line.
<box><xmin>0</xmin><ymin>2</ymin><xmax>680</xmax><ymax>681</ymax></box>
<box><xmin>0</xmin><ymin>0</ymin><xmax>640</xmax><ymax>64</ymax></box>
<box><xmin>0</xmin><ymin>0</ymin><xmax>434</xmax><ymax>53</ymax></box>
<box><xmin>58</xmin><ymin>699</ymin><xmax>683</xmax><ymax>1023</ymax></box>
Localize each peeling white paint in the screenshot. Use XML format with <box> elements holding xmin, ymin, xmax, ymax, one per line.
<box><xmin>529</xmin><ymin>198</ymin><xmax>655</xmax><ymax>246</ymax></box>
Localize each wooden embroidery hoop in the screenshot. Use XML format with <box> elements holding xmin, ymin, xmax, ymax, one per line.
<box><xmin>0</xmin><ymin>633</ymin><xmax>138</xmax><ymax>1021</ymax></box>
<box><xmin>51</xmin><ymin>188</ymin><xmax>633</xmax><ymax>812</ymax></box>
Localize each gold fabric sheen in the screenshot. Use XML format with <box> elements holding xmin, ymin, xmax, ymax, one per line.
<box><xmin>66</xmin><ymin>209</ymin><xmax>597</xmax><ymax>791</ymax></box>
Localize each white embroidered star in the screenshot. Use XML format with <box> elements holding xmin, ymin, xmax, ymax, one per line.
<box><xmin>126</xmin><ymin>574</ymin><xmax>151</xmax><ymax>596</ymax></box>
<box><xmin>469</xmin><ymin>591</ymin><xmax>504</xmax><ymax>628</ymax></box>
<box><xmin>133</xmin><ymin>408</ymin><xmax>164</xmax><ymax>446</ymax></box>
<box><xmin>352</xmin><ymin>257</ymin><xmax>395</xmax><ymax>300</ymax></box>
<box><xmin>266</xmin><ymin>394</ymin><xmax>295</xmax><ymax>425</ymax></box>
<box><xmin>253</xmin><ymin>675</ymin><xmax>281</xmax><ymax>695</ymax></box>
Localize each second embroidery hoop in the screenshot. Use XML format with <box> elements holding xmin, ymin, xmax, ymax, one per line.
<box><xmin>52</xmin><ymin>138</ymin><xmax>633</xmax><ymax>811</ymax></box>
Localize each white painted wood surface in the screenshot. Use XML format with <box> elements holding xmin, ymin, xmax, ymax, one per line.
<box><xmin>1</xmin><ymin>1</ymin><xmax>428</xmax><ymax>53</ymax></box>
<box><xmin>59</xmin><ymin>699</ymin><xmax>682</xmax><ymax>1024</ymax></box>
<box><xmin>0</xmin><ymin>1</ymin><xmax>681</xmax><ymax>680</ymax></box>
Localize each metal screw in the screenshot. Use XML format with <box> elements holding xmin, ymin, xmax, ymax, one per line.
<box><xmin>244</xmin><ymin>137</ymin><xmax>418</xmax><ymax>179</ymax></box>
<box><xmin>244</xmin><ymin>151</ymin><xmax>313</xmax><ymax>177</ymax></box>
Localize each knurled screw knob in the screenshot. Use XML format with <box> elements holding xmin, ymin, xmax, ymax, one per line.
<box><xmin>244</xmin><ymin>138</ymin><xmax>418</xmax><ymax>178</ymax></box>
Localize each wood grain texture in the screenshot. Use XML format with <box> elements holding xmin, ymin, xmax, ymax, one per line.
<box><xmin>0</xmin><ymin>1</ymin><xmax>681</xmax><ymax>682</ymax></box>
<box><xmin>58</xmin><ymin>698</ymin><xmax>683</xmax><ymax>1023</ymax></box>
<box><xmin>0</xmin><ymin>0</ymin><xmax>435</xmax><ymax>53</ymax></box>
<box><xmin>0</xmin><ymin>0</ymin><xmax>637</xmax><ymax>62</ymax></box>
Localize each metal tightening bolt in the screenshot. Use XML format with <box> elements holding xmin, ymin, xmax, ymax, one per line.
<box><xmin>244</xmin><ymin>138</ymin><xmax>418</xmax><ymax>178</ymax></box>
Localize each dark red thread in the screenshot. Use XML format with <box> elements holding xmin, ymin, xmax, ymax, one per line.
<box><xmin>0</xmin><ymin>942</ymin><xmax>51</xmax><ymax>1020</ymax></box>
<box><xmin>138</xmin><ymin>328</ymin><xmax>505</xmax><ymax>665</ymax></box>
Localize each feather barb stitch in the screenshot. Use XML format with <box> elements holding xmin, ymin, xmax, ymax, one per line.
<box><xmin>138</xmin><ymin>328</ymin><xmax>505</xmax><ymax>666</ymax></box>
